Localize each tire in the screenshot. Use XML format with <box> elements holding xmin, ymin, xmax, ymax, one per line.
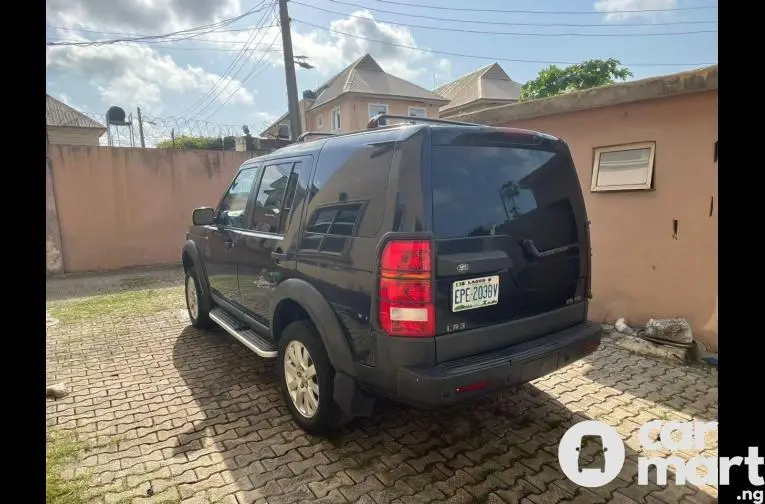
<box><xmin>278</xmin><ymin>320</ymin><xmax>349</xmax><ymax>435</ymax></box>
<box><xmin>185</xmin><ymin>267</ymin><xmax>212</xmax><ymax>329</ymax></box>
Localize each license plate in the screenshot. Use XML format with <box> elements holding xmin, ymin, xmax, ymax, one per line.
<box><xmin>451</xmin><ymin>275</ymin><xmax>500</xmax><ymax>312</ymax></box>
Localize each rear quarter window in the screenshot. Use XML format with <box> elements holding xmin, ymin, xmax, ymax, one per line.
<box><xmin>304</xmin><ymin>132</ymin><xmax>398</xmax><ymax>238</ymax></box>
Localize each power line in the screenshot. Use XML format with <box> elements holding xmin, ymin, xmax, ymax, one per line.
<box><xmin>47</xmin><ymin>24</ymin><xmax>255</xmax><ymax>37</ymax></box>
<box><xmin>317</xmin><ymin>0</ymin><xmax>718</xmax><ymax>26</ymax></box>
<box><xmin>46</xmin><ymin>38</ymin><xmax>283</xmax><ymax>52</ymax></box>
<box><xmin>202</xmin><ymin>30</ymin><xmax>283</xmax><ymax>121</ymax></box>
<box><xmin>46</xmin><ymin>24</ymin><xmax>280</xmax><ymax>44</ymax></box>
<box><xmin>173</xmin><ymin>3</ymin><xmax>278</xmax><ymax>119</ymax></box>
<box><xmin>45</xmin><ymin>1</ymin><xmax>270</xmax><ymax>47</ymax></box>
<box><xmin>292</xmin><ymin>19</ymin><xmax>716</xmax><ymax>67</ymax></box>
<box><xmin>293</xmin><ymin>3</ymin><xmax>716</xmax><ymax>36</ymax></box>
<box><xmin>365</xmin><ymin>0</ymin><xmax>718</xmax><ymax>15</ymax></box>
<box><xmin>192</xmin><ymin>8</ymin><xmax>279</xmax><ymax>118</ymax></box>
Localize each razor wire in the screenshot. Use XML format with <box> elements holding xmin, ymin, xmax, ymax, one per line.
<box><xmin>84</xmin><ymin>112</ymin><xmax>253</xmax><ymax>149</ymax></box>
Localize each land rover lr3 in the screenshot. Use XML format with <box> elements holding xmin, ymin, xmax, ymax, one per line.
<box><xmin>181</xmin><ymin>116</ymin><xmax>601</xmax><ymax>434</ymax></box>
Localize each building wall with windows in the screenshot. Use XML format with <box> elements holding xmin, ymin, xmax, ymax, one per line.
<box><xmin>263</xmin><ymin>96</ymin><xmax>442</xmax><ymax>138</ymax></box>
<box><xmin>454</xmin><ymin>68</ymin><xmax>718</xmax><ymax>348</ymax></box>
<box><xmin>305</xmin><ymin>96</ymin><xmax>441</xmax><ymax>134</ymax></box>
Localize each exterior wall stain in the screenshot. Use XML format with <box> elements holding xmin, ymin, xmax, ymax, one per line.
<box><xmin>45</xmin><ymin>157</ymin><xmax>64</xmax><ymax>275</ymax></box>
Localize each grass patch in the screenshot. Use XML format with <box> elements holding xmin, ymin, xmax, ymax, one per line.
<box><xmin>47</xmin><ymin>286</ymin><xmax>183</xmax><ymax>324</ymax></box>
<box><xmin>46</xmin><ymin>432</ymin><xmax>90</xmax><ymax>504</ymax></box>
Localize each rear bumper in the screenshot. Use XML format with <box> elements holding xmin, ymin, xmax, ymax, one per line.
<box><xmin>394</xmin><ymin>321</ymin><xmax>602</xmax><ymax>408</ymax></box>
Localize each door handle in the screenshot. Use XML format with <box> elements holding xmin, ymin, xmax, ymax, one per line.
<box><xmin>271</xmin><ymin>251</ymin><xmax>290</xmax><ymax>261</ymax></box>
<box><xmin>224</xmin><ymin>239</ymin><xmax>235</xmax><ymax>248</ymax></box>
<box><xmin>521</xmin><ymin>239</ymin><xmax>578</xmax><ymax>259</ymax></box>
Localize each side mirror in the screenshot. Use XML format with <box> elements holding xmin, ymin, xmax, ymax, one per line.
<box><xmin>192</xmin><ymin>207</ymin><xmax>215</xmax><ymax>226</ymax></box>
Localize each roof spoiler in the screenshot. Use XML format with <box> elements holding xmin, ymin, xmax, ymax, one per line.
<box><xmin>366</xmin><ymin>114</ymin><xmax>480</xmax><ymax>129</ymax></box>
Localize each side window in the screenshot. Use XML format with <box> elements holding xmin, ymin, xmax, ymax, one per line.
<box><xmin>304</xmin><ymin>132</ymin><xmax>397</xmax><ymax>238</ymax></box>
<box><xmin>217</xmin><ymin>166</ymin><xmax>260</xmax><ymax>228</ymax></box>
<box><xmin>301</xmin><ymin>203</ymin><xmax>363</xmax><ymax>254</ymax></box>
<box><xmin>250</xmin><ymin>163</ymin><xmax>295</xmax><ymax>234</ymax></box>
<box><xmin>369</xmin><ymin>103</ymin><xmax>388</xmax><ymax>125</ymax></box>
<box><xmin>278</xmin><ymin>159</ymin><xmax>311</xmax><ymax>234</ymax></box>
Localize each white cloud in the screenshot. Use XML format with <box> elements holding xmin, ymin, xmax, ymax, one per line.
<box><xmin>288</xmin><ymin>10</ymin><xmax>435</xmax><ymax>82</ymax></box>
<box><xmin>594</xmin><ymin>0</ymin><xmax>678</xmax><ymax>22</ymax></box>
<box><xmin>46</xmin><ymin>2</ymin><xmax>451</xmax><ymax>121</ymax></box>
<box><xmin>46</xmin><ymin>0</ymin><xmax>242</xmax><ymax>33</ymax></box>
<box><xmin>46</xmin><ymin>42</ymin><xmax>255</xmax><ymax>112</ymax></box>
<box><xmin>204</xmin><ymin>10</ymin><xmax>452</xmax><ymax>90</ymax></box>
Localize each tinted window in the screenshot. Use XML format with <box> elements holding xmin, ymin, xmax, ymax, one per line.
<box><xmin>301</xmin><ymin>203</ymin><xmax>362</xmax><ymax>254</ymax></box>
<box><xmin>306</xmin><ymin>131</ymin><xmax>397</xmax><ymax>238</ymax></box>
<box><xmin>217</xmin><ymin>166</ymin><xmax>260</xmax><ymax>228</ymax></box>
<box><xmin>278</xmin><ymin>159</ymin><xmax>310</xmax><ymax>234</ymax></box>
<box><xmin>432</xmin><ymin>146</ymin><xmax>571</xmax><ymax>238</ymax></box>
<box><xmin>250</xmin><ymin>163</ymin><xmax>293</xmax><ymax>233</ymax></box>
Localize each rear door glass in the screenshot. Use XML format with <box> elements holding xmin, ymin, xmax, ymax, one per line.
<box><xmin>432</xmin><ymin>146</ymin><xmax>561</xmax><ymax>238</ymax></box>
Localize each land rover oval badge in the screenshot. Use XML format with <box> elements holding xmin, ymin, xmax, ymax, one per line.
<box><xmin>457</xmin><ymin>263</ymin><xmax>470</xmax><ymax>273</ymax></box>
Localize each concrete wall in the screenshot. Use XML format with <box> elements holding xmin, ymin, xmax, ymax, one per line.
<box><xmin>494</xmin><ymin>91</ymin><xmax>718</xmax><ymax>349</ymax></box>
<box><xmin>47</xmin><ymin>127</ymin><xmax>104</xmax><ymax>147</ymax></box>
<box><xmin>46</xmin><ymin>157</ymin><xmax>64</xmax><ymax>275</ymax></box>
<box><xmin>46</xmin><ymin>145</ymin><xmax>253</xmax><ymax>273</ymax></box>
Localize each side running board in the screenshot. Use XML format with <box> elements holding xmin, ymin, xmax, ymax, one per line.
<box><xmin>209</xmin><ymin>308</ymin><xmax>277</xmax><ymax>358</ymax></box>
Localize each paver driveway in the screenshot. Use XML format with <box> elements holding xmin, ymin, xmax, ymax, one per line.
<box><xmin>46</xmin><ymin>267</ymin><xmax>718</xmax><ymax>504</ymax></box>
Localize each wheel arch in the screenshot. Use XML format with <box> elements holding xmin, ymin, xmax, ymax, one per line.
<box><xmin>181</xmin><ymin>240</ymin><xmax>211</xmax><ymax>297</ymax></box>
<box><xmin>271</xmin><ymin>278</ymin><xmax>355</xmax><ymax>376</ymax></box>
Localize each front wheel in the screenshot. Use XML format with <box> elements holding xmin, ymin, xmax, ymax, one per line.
<box><xmin>185</xmin><ymin>268</ymin><xmax>212</xmax><ymax>329</ymax></box>
<box><xmin>278</xmin><ymin>320</ymin><xmax>349</xmax><ymax>435</ymax></box>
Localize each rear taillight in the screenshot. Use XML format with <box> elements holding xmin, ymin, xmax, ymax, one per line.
<box><xmin>378</xmin><ymin>239</ymin><xmax>434</xmax><ymax>337</ymax></box>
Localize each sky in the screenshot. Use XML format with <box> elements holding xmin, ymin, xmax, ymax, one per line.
<box><xmin>45</xmin><ymin>0</ymin><xmax>717</xmax><ymax>145</ymax></box>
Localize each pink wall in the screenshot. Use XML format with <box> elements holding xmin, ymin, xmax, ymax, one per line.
<box><xmin>502</xmin><ymin>91</ymin><xmax>718</xmax><ymax>348</ymax></box>
<box><xmin>47</xmin><ymin>146</ymin><xmax>252</xmax><ymax>273</ymax></box>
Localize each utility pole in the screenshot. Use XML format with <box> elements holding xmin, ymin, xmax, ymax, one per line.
<box><xmin>277</xmin><ymin>0</ymin><xmax>302</xmax><ymax>141</ymax></box>
<box><xmin>136</xmin><ymin>107</ymin><xmax>146</xmax><ymax>148</ymax></box>
<box><xmin>171</xmin><ymin>128</ymin><xmax>176</xmax><ymax>150</ymax></box>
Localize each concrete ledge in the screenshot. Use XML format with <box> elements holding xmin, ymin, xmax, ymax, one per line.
<box><xmin>602</xmin><ymin>329</ymin><xmax>688</xmax><ymax>364</ymax></box>
<box><xmin>451</xmin><ymin>65</ymin><xmax>718</xmax><ymax>125</ymax></box>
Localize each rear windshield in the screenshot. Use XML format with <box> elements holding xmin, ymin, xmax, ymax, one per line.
<box><xmin>431</xmin><ymin>145</ymin><xmax>578</xmax><ymax>239</ymax></box>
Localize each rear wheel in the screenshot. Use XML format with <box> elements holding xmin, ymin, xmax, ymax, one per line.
<box><xmin>278</xmin><ymin>320</ymin><xmax>349</xmax><ymax>435</ymax></box>
<box><xmin>185</xmin><ymin>268</ymin><xmax>212</xmax><ymax>329</ymax></box>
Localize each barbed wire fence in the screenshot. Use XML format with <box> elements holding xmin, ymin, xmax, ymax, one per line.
<box><xmin>84</xmin><ymin>111</ymin><xmax>272</xmax><ymax>149</ymax></box>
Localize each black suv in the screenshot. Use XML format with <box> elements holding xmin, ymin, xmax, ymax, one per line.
<box><xmin>182</xmin><ymin>115</ymin><xmax>601</xmax><ymax>434</ymax></box>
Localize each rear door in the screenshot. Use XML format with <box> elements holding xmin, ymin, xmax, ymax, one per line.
<box><xmin>430</xmin><ymin>129</ymin><xmax>589</xmax><ymax>361</ymax></box>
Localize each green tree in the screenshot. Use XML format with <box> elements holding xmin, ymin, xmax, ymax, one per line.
<box><xmin>156</xmin><ymin>135</ymin><xmax>236</xmax><ymax>150</ymax></box>
<box><xmin>519</xmin><ymin>58</ymin><xmax>633</xmax><ymax>102</ymax></box>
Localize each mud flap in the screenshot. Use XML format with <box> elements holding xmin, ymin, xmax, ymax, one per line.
<box><xmin>333</xmin><ymin>372</ymin><xmax>375</xmax><ymax>419</ymax></box>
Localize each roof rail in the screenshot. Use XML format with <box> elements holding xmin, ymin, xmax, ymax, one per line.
<box><xmin>366</xmin><ymin>114</ymin><xmax>480</xmax><ymax>130</ymax></box>
<box><xmin>296</xmin><ymin>131</ymin><xmax>336</xmax><ymax>143</ymax></box>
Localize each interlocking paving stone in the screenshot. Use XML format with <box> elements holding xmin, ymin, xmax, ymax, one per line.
<box><xmin>46</xmin><ymin>268</ymin><xmax>719</xmax><ymax>503</ymax></box>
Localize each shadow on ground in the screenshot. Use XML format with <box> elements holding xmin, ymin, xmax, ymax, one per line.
<box><xmin>45</xmin><ymin>265</ymin><xmax>184</xmax><ymax>302</ymax></box>
<box><xmin>172</xmin><ymin>324</ymin><xmax>715</xmax><ymax>504</ymax></box>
